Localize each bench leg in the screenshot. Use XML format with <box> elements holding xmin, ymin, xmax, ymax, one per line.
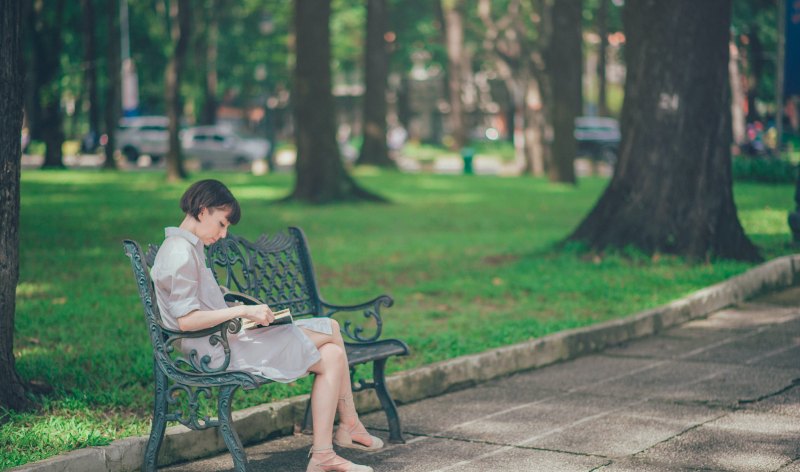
<box><xmin>143</xmin><ymin>367</ymin><xmax>168</xmax><ymax>472</ymax></box>
<box><xmin>302</xmin><ymin>396</ymin><xmax>314</xmax><ymax>434</ymax></box>
<box><xmin>218</xmin><ymin>385</ymin><xmax>249</xmax><ymax>472</ymax></box>
<box><xmin>373</xmin><ymin>359</ymin><xmax>405</xmax><ymax>444</ymax></box>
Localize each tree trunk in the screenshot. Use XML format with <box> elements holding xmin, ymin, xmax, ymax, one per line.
<box><xmin>291</xmin><ymin>0</ymin><xmax>382</xmax><ymax>203</ymax></box>
<box><xmin>356</xmin><ymin>0</ymin><xmax>394</xmax><ymax>167</ymax></box>
<box><xmin>199</xmin><ymin>0</ymin><xmax>218</xmax><ymax>126</ymax></box>
<box><xmin>165</xmin><ymin>0</ymin><xmax>190</xmax><ymax>182</ymax></box>
<box><xmin>34</xmin><ymin>0</ymin><xmax>66</xmax><ymax>169</ymax></box>
<box><xmin>544</xmin><ymin>0</ymin><xmax>580</xmax><ymax>184</ymax></box>
<box><xmin>596</xmin><ymin>0</ymin><xmax>609</xmax><ymax>116</ymax></box>
<box><xmin>568</xmin><ymin>0</ymin><xmax>760</xmax><ymax>262</ymax></box>
<box><xmin>441</xmin><ymin>0</ymin><xmax>467</xmax><ymax>151</ymax></box>
<box><xmin>103</xmin><ymin>0</ymin><xmax>121</xmax><ymax>169</ymax></box>
<box><xmin>745</xmin><ymin>24</ymin><xmax>763</xmax><ymax>123</ymax></box>
<box><xmin>729</xmin><ymin>40</ymin><xmax>746</xmax><ymax>147</ymax></box>
<box><xmin>81</xmin><ymin>0</ymin><xmax>100</xmax><ymax>153</ymax></box>
<box><xmin>0</xmin><ymin>0</ymin><xmax>30</xmax><ymax>412</ymax></box>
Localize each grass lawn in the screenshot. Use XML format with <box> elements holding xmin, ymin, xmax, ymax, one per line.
<box><xmin>1</xmin><ymin>168</ymin><xmax>796</xmax><ymax>469</ymax></box>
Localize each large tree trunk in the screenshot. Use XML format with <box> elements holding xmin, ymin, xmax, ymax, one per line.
<box><xmin>198</xmin><ymin>0</ymin><xmax>218</xmax><ymax>126</ymax></box>
<box><xmin>33</xmin><ymin>0</ymin><xmax>66</xmax><ymax>169</ymax></box>
<box><xmin>543</xmin><ymin>0</ymin><xmax>580</xmax><ymax>184</ymax></box>
<box><xmin>356</xmin><ymin>0</ymin><xmax>394</xmax><ymax>167</ymax></box>
<box><xmin>441</xmin><ymin>0</ymin><xmax>467</xmax><ymax>151</ymax></box>
<box><xmin>0</xmin><ymin>0</ymin><xmax>30</xmax><ymax>412</ymax></box>
<box><xmin>567</xmin><ymin>0</ymin><xmax>760</xmax><ymax>262</ymax></box>
<box><xmin>165</xmin><ymin>0</ymin><xmax>190</xmax><ymax>181</ymax></box>
<box><xmin>103</xmin><ymin>0</ymin><xmax>121</xmax><ymax>169</ymax></box>
<box><xmin>596</xmin><ymin>0</ymin><xmax>609</xmax><ymax>117</ymax></box>
<box><xmin>291</xmin><ymin>0</ymin><xmax>382</xmax><ymax>203</ymax></box>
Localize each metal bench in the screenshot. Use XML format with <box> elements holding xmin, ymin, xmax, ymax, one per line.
<box><xmin>123</xmin><ymin>227</ymin><xmax>409</xmax><ymax>472</ymax></box>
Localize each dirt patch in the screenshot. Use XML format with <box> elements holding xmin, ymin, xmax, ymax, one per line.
<box><xmin>481</xmin><ymin>253</ymin><xmax>522</xmax><ymax>266</ymax></box>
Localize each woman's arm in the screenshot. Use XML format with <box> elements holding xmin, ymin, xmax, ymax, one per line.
<box><xmin>178</xmin><ymin>303</ymin><xmax>275</xmax><ymax>332</ymax></box>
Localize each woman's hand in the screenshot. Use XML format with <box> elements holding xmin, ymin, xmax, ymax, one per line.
<box><xmin>241</xmin><ymin>304</ymin><xmax>275</xmax><ymax>326</ymax></box>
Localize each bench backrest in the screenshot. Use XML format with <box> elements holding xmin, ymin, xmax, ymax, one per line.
<box><xmin>144</xmin><ymin>227</ymin><xmax>323</xmax><ymax>317</ymax></box>
<box><xmin>206</xmin><ymin>227</ymin><xmax>323</xmax><ymax>316</ymax></box>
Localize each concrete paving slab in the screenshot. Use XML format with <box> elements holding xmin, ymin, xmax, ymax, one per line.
<box><xmin>432</xmin><ymin>392</ymin><xmax>630</xmax><ymax>444</ymax></box>
<box><xmin>777</xmin><ymin>459</ymin><xmax>800</xmax><ymax>471</ymax></box>
<box><xmin>588</xmin><ymin>359</ymin><xmax>800</xmax><ymax>406</ymax></box>
<box><xmin>683</xmin><ymin>304</ymin><xmax>800</xmax><ymax>330</ymax></box>
<box><xmin>495</xmin><ymin>354</ymin><xmax>661</xmax><ymax>393</ymax></box>
<box><xmin>426</xmin><ymin>445</ymin><xmax>610</xmax><ymax>472</ymax></box>
<box><xmin>683</xmin><ymin>327</ymin><xmax>800</xmax><ymax>366</ymax></box>
<box><xmin>595</xmin><ymin>457</ymin><xmax>730</xmax><ymax>471</ymax></box>
<box><xmin>630</xmin><ymin>412</ymin><xmax>800</xmax><ymax>472</ymax></box>
<box><xmin>604</xmin><ymin>332</ymin><xmax>735</xmax><ymax>360</ymax></box>
<box><xmin>359</xmin><ymin>380</ymin><xmax>562</xmax><ymax>435</ymax></box>
<box><xmin>745</xmin><ymin>383</ymin><xmax>800</xmax><ymax>418</ymax></box>
<box><xmin>523</xmin><ymin>407</ymin><xmax>695</xmax><ymax>457</ymax></box>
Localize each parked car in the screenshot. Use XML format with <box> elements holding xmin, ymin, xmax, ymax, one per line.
<box><xmin>116</xmin><ymin>115</ymin><xmax>170</xmax><ymax>163</ymax></box>
<box><xmin>181</xmin><ymin>126</ymin><xmax>270</xmax><ymax>170</ymax></box>
<box><xmin>574</xmin><ymin>116</ymin><xmax>620</xmax><ymax>164</ymax></box>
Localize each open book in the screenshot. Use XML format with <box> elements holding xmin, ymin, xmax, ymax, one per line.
<box><xmin>221</xmin><ymin>288</ymin><xmax>293</xmax><ymax>330</ymax></box>
<box><xmin>241</xmin><ymin>308</ymin><xmax>293</xmax><ymax>330</ymax></box>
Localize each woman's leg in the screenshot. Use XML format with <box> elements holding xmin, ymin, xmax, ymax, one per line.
<box><xmin>304</xmin><ymin>324</ymin><xmax>374</xmax><ymax>471</ymax></box>
<box><xmin>307</xmin><ymin>343</ymin><xmax>346</xmax><ymax>451</ymax></box>
<box><xmin>301</xmin><ymin>321</ymin><xmax>380</xmax><ymax>449</ymax></box>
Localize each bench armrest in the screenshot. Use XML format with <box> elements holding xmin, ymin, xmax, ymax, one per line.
<box><xmin>321</xmin><ymin>295</ymin><xmax>393</xmax><ymax>343</ymax></box>
<box><xmin>221</xmin><ymin>288</ymin><xmax>263</xmax><ymax>306</ymax></box>
<box><xmin>159</xmin><ymin>318</ymin><xmax>243</xmax><ymax>375</ymax></box>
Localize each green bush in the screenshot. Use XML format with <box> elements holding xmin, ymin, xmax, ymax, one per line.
<box><xmin>732</xmin><ymin>156</ymin><xmax>797</xmax><ymax>184</ymax></box>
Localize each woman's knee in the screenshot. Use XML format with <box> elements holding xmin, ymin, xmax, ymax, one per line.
<box><xmin>319</xmin><ymin>343</ymin><xmax>345</xmax><ymax>365</ymax></box>
<box><xmin>329</xmin><ymin>319</ymin><xmax>344</xmax><ymax>342</ymax></box>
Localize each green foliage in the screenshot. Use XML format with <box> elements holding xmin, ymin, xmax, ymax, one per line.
<box><xmin>732</xmin><ymin>156</ymin><xmax>797</xmax><ymax>184</ymax></box>
<box><xmin>2</xmin><ymin>170</ymin><xmax>795</xmax><ymax>468</ymax></box>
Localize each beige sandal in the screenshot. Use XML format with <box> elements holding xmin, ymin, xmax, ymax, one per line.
<box><xmin>334</xmin><ymin>420</ymin><xmax>384</xmax><ymax>451</ymax></box>
<box><xmin>307</xmin><ymin>446</ymin><xmax>373</xmax><ymax>472</ymax></box>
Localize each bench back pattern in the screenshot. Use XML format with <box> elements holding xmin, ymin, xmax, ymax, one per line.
<box><xmin>206</xmin><ymin>227</ymin><xmax>323</xmax><ymax>317</ymax></box>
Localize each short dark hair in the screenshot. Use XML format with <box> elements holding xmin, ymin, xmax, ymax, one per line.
<box><xmin>180</xmin><ymin>179</ymin><xmax>241</xmax><ymax>224</ymax></box>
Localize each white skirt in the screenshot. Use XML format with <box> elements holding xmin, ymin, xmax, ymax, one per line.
<box><xmin>226</xmin><ymin>317</ymin><xmax>332</xmax><ymax>383</ymax></box>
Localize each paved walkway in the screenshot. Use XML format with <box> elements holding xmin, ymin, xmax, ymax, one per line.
<box><xmin>165</xmin><ymin>287</ymin><xmax>800</xmax><ymax>472</ymax></box>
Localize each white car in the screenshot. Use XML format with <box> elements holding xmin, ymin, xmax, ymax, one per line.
<box><xmin>181</xmin><ymin>126</ymin><xmax>270</xmax><ymax>170</ymax></box>
<box><xmin>116</xmin><ymin>116</ymin><xmax>170</xmax><ymax>163</ymax></box>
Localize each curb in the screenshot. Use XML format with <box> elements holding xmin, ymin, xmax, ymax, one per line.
<box><xmin>11</xmin><ymin>254</ymin><xmax>800</xmax><ymax>472</ymax></box>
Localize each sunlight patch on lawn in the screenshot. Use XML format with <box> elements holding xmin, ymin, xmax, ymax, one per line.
<box><xmin>231</xmin><ymin>185</ymin><xmax>289</xmax><ymax>200</ymax></box>
<box><xmin>739</xmin><ymin>208</ymin><xmax>791</xmax><ymax>235</ymax></box>
<box><xmin>21</xmin><ymin>171</ymin><xmax>130</xmax><ymax>185</ymax></box>
<box><xmin>15</xmin><ymin>282</ymin><xmax>56</xmax><ymax>299</ymax></box>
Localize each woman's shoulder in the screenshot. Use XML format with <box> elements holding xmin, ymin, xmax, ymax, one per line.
<box><xmin>153</xmin><ymin>236</ymin><xmax>200</xmax><ymax>272</ymax></box>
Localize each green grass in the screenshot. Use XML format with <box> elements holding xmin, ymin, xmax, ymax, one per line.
<box><xmin>1</xmin><ymin>169</ymin><xmax>797</xmax><ymax>469</ymax></box>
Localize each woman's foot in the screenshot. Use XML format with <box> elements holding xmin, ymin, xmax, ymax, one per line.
<box><xmin>307</xmin><ymin>447</ymin><xmax>373</xmax><ymax>472</ymax></box>
<box><xmin>334</xmin><ymin>419</ymin><xmax>384</xmax><ymax>451</ymax></box>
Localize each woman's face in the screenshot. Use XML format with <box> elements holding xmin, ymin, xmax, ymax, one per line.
<box><xmin>195</xmin><ymin>206</ymin><xmax>231</xmax><ymax>245</ymax></box>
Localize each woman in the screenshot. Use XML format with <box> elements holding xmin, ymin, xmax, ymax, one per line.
<box><xmin>151</xmin><ymin>179</ymin><xmax>381</xmax><ymax>472</ymax></box>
